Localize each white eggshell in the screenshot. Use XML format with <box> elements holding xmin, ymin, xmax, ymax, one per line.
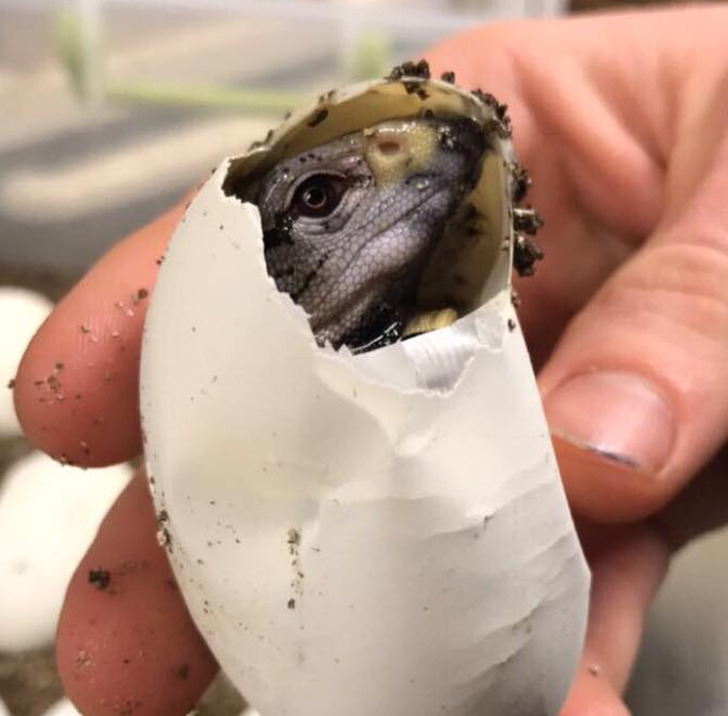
<box><xmin>141</xmin><ymin>161</ymin><xmax>589</xmax><ymax>715</ymax></box>
<box><xmin>0</xmin><ymin>452</ymin><xmax>132</xmax><ymax>652</ymax></box>
<box><xmin>41</xmin><ymin>700</ymin><xmax>82</xmax><ymax>716</ymax></box>
<box><xmin>0</xmin><ymin>287</ymin><xmax>53</xmax><ymax>436</ymax></box>
<box><xmin>0</xmin><ymin>696</ymin><xmax>9</xmax><ymax>716</ymax></box>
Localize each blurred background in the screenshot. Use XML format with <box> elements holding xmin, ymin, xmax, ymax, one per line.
<box><xmin>1</xmin><ymin>1</ymin><xmax>726</xmax><ymax>715</ymax></box>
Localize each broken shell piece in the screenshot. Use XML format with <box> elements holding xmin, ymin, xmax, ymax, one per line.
<box><xmin>141</xmin><ymin>64</ymin><xmax>589</xmax><ymax>716</ymax></box>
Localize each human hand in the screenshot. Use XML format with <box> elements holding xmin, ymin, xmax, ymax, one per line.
<box><xmin>427</xmin><ymin>5</ymin><xmax>728</xmax><ymax>713</ymax></box>
<box><xmin>13</xmin><ymin>5</ymin><xmax>728</xmax><ymax>715</ymax></box>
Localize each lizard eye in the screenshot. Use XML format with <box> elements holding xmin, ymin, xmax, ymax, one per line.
<box><xmin>291</xmin><ymin>174</ymin><xmax>346</xmax><ymax>218</ymax></box>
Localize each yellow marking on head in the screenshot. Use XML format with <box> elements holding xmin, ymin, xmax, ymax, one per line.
<box><xmin>365</xmin><ymin>121</ymin><xmax>438</xmax><ymax>187</ymax></box>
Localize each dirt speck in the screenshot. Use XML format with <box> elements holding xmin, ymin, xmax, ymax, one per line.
<box><xmin>88</xmin><ymin>568</ymin><xmax>111</xmax><ymax>590</ymax></box>
<box><xmin>75</xmin><ymin>650</ymin><xmax>92</xmax><ymax>670</ymax></box>
<box><xmin>287</xmin><ymin>528</ymin><xmax>300</xmax><ymax>550</ymax></box>
<box><xmin>156</xmin><ymin>510</ymin><xmax>173</xmax><ymax>552</ymax></box>
<box><xmin>387</xmin><ymin>59</ymin><xmax>430</xmax><ymax>81</ymax></box>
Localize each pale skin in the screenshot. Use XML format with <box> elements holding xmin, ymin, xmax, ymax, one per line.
<box><xmin>12</xmin><ymin>5</ymin><xmax>728</xmax><ymax>715</ymax></box>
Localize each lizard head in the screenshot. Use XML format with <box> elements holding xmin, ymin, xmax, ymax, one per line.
<box><xmin>257</xmin><ymin>117</ymin><xmax>486</xmax><ymax>352</ymax></box>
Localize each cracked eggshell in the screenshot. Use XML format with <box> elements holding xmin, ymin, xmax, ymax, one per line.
<box><xmin>141</xmin><ymin>76</ymin><xmax>589</xmax><ymax>716</ymax></box>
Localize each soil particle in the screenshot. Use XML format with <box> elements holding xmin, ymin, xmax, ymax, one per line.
<box><xmin>513</xmin><ymin>207</ymin><xmax>544</xmax><ymax>235</ymax></box>
<box><xmin>75</xmin><ymin>651</ymin><xmax>92</xmax><ymax>670</ymax></box>
<box><xmin>513</xmin><ymin>235</ymin><xmax>544</xmax><ymax>277</ymax></box>
<box><xmin>287</xmin><ymin>528</ymin><xmax>300</xmax><ymax>552</ymax></box>
<box><xmin>156</xmin><ymin>509</ymin><xmax>173</xmax><ymax>552</ymax></box>
<box><xmin>387</xmin><ymin>59</ymin><xmax>431</xmax><ymax>81</ymax></box>
<box><xmin>88</xmin><ymin>567</ymin><xmax>111</xmax><ymax>590</ymax></box>
<box><xmin>510</xmin><ymin>163</ymin><xmax>531</xmax><ymax>203</ymax></box>
<box><xmin>287</xmin><ymin>529</ymin><xmax>304</xmax><ymax>599</ymax></box>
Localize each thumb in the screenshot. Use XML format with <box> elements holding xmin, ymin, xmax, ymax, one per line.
<box><xmin>539</xmin><ymin>132</ymin><xmax>728</xmax><ymax>523</ymax></box>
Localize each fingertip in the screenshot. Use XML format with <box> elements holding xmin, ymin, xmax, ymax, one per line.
<box><xmin>540</xmin><ymin>230</ymin><xmax>728</xmax><ymax>524</ymax></box>
<box><xmin>558</xmin><ymin>524</ymin><xmax>668</xmax><ymax>716</ymax></box>
<box><xmin>56</xmin><ymin>471</ymin><xmax>217</xmax><ymax>716</ymax></box>
<box><xmin>14</xmin><ymin>203</ymin><xmax>185</xmax><ymax>467</ymax></box>
<box><xmin>552</xmin><ymin>437</ymin><xmax>666</xmax><ymax>523</ymax></box>
<box><xmin>560</xmin><ymin>665</ymin><xmax>632</xmax><ymax>716</ymax></box>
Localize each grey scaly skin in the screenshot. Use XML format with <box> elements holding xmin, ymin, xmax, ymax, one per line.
<box><xmin>257</xmin><ymin>117</ymin><xmax>486</xmax><ymax>353</ymax></box>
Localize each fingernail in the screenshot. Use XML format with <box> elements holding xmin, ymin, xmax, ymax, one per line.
<box><xmin>544</xmin><ymin>371</ymin><xmax>675</xmax><ymax>473</ymax></box>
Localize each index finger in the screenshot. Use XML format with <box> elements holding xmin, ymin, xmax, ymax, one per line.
<box><xmin>13</xmin><ymin>200</ymin><xmax>187</xmax><ymax>467</ymax></box>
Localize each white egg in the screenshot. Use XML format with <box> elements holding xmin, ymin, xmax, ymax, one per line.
<box><xmin>0</xmin><ymin>452</ymin><xmax>132</xmax><ymax>652</ymax></box>
<box><xmin>239</xmin><ymin>709</ymin><xmax>261</xmax><ymax>716</ymax></box>
<box><xmin>41</xmin><ymin>700</ymin><xmax>82</xmax><ymax>716</ymax></box>
<box><xmin>141</xmin><ymin>67</ymin><xmax>589</xmax><ymax>716</ymax></box>
<box><xmin>0</xmin><ymin>287</ymin><xmax>53</xmax><ymax>436</ymax></box>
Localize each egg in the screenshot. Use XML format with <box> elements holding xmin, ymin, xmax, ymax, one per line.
<box><xmin>0</xmin><ymin>452</ymin><xmax>132</xmax><ymax>652</ymax></box>
<box><xmin>141</xmin><ymin>63</ymin><xmax>589</xmax><ymax>716</ymax></box>
<box><xmin>0</xmin><ymin>287</ymin><xmax>53</xmax><ymax>436</ymax></box>
<box><xmin>41</xmin><ymin>700</ymin><xmax>82</xmax><ymax>716</ymax></box>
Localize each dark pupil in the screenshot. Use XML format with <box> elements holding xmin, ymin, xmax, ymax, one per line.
<box><xmin>293</xmin><ymin>175</ymin><xmax>343</xmax><ymax>218</ymax></box>
<box><xmin>303</xmin><ymin>185</ymin><xmax>327</xmax><ymax>210</ymax></box>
